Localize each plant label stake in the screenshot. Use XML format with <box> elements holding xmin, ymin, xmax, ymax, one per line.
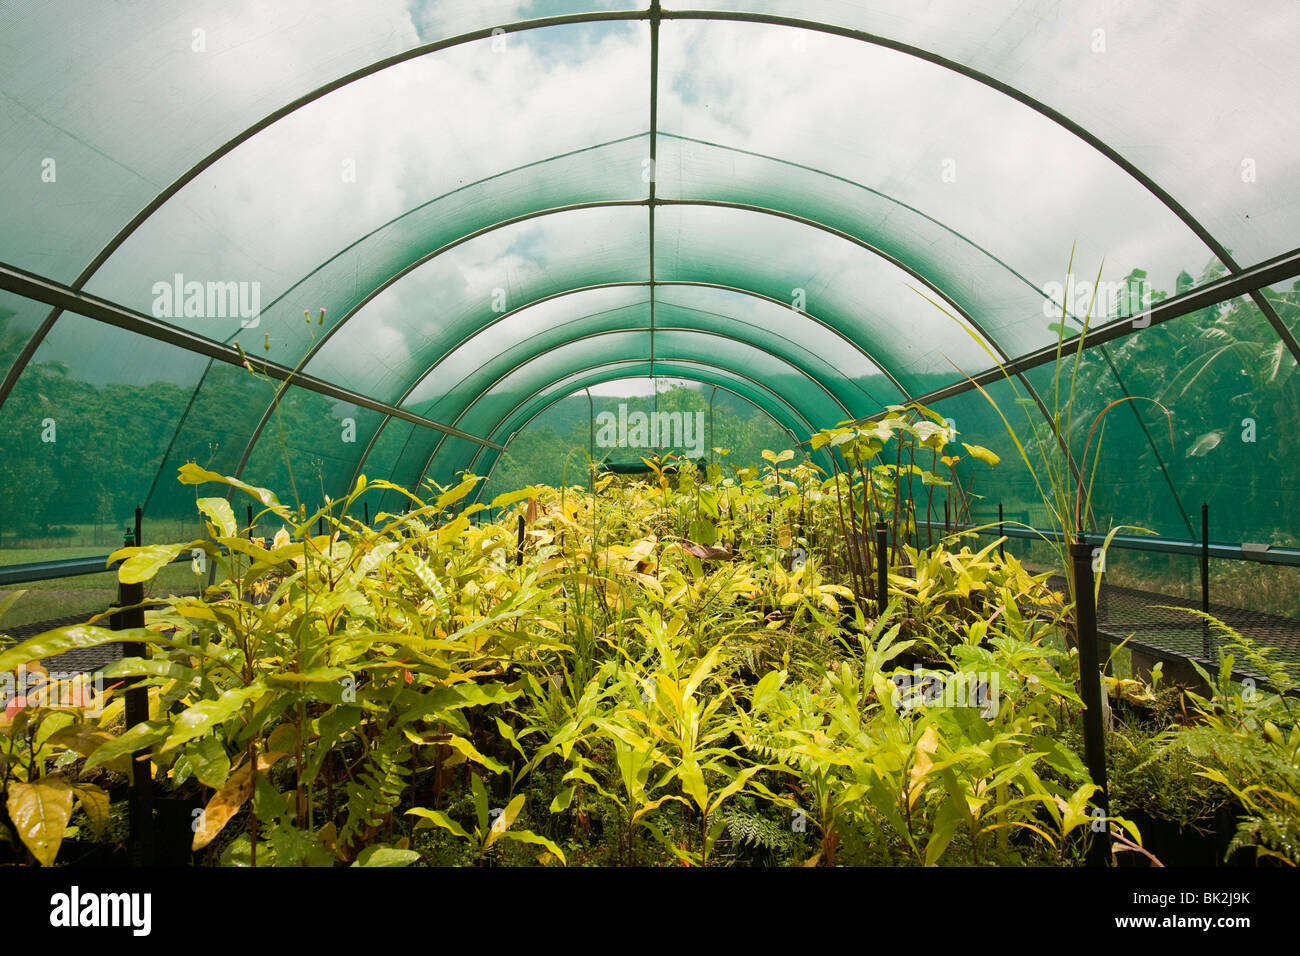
<box><xmin>875</xmin><ymin>521</ymin><xmax>888</xmax><ymax>614</ymax></box>
<box><xmin>1201</xmin><ymin>502</ymin><xmax>1211</xmax><ymax>659</ymax></box>
<box><xmin>1070</xmin><ymin>538</ymin><xmax>1111</xmax><ymax>867</ymax></box>
<box><xmin>113</xmin><ymin>505</ymin><xmax>154</xmax><ymax>866</ymax></box>
<box><xmin>998</xmin><ymin>502</ymin><xmax>1006</xmax><ymax>561</ymax></box>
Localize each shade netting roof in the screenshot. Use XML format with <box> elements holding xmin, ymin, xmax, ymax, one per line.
<box><xmin>2</xmin><ymin>1</ymin><xmax>1299</xmax><ymax>550</ymax></box>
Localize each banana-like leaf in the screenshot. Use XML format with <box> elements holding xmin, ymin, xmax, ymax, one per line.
<box><xmin>485</xmin><ymin>793</ymin><xmax>525</xmax><ymax>848</ymax></box>
<box><xmin>407</xmin><ymin>807</ymin><xmax>471</xmax><ymax>840</ymax></box>
<box><xmin>177</xmin><ymin>464</ymin><xmax>290</xmax><ymax>517</ymax></box>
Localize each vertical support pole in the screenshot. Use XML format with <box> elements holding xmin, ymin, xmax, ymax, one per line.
<box><xmin>247</xmin><ymin>504</ymin><xmax>254</xmax><ymax>540</ymax></box>
<box><xmin>1069</xmin><ymin>539</ymin><xmax>1111</xmax><ymax>867</ymax></box>
<box><xmin>1201</xmin><ymin>502</ymin><xmax>1211</xmax><ymax>658</ymax></box>
<box><xmin>944</xmin><ymin>498</ymin><xmax>950</xmax><ymax>533</ymax></box>
<box><xmin>998</xmin><ymin>502</ymin><xmax>1006</xmax><ymax>560</ymax></box>
<box><xmin>363</xmin><ymin>502</ymin><xmax>370</xmax><ymax>527</ymax></box>
<box><xmin>709</xmin><ymin>386</ymin><xmax>716</xmax><ymax>462</ymax></box>
<box><xmin>317</xmin><ymin>516</ymin><xmax>325</xmax><ymax>538</ymax></box>
<box><xmin>517</xmin><ymin>514</ymin><xmax>525</xmax><ymax>567</ymax></box>
<box><xmin>117</xmin><ymin>505</ymin><xmax>153</xmax><ymax>866</ymax></box>
<box><xmin>875</xmin><ymin>521</ymin><xmax>888</xmax><ymax>614</ymax></box>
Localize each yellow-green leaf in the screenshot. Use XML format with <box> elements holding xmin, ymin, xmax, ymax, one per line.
<box><xmin>162</xmin><ymin>683</ymin><xmax>266</xmax><ymax>752</ymax></box>
<box><xmin>490</xmin><ymin>486</ymin><xmax>539</xmax><ymax>510</ymax></box>
<box><xmin>0</xmin><ymin>625</ymin><xmax>153</xmax><ymax>674</ymax></box>
<box><xmin>72</xmin><ymin>784</ymin><xmax>110</xmax><ymax>840</ymax></box>
<box><xmin>961</xmin><ymin>443</ymin><xmax>1000</xmax><ymax>467</ymax></box>
<box><xmin>407</xmin><ymin>807</ymin><xmax>472</xmax><ymax>839</ymax></box>
<box><xmin>83</xmin><ymin>720</ymin><xmax>171</xmax><ymax>772</ymax></box>
<box><xmin>192</xmin><ymin>751</ymin><xmax>286</xmax><ymax>851</ymax></box>
<box><xmin>7</xmin><ymin>779</ymin><xmax>74</xmax><ymax>866</ymax></box>
<box><xmin>352</xmin><ymin>847</ymin><xmax>420</xmax><ymax>867</ymax></box>
<box><xmin>485</xmin><ymin>794</ymin><xmax>525</xmax><ymax>848</ymax></box>
<box><xmin>107</xmin><ymin>541</ymin><xmax>202</xmax><ymax>584</ymax></box>
<box><xmin>436</xmin><ymin>477</ymin><xmax>480</xmax><ymax>511</ymax></box>
<box><xmin>177</xmin><ymin>464</ymin><xmax>289</xmax><ymax>517</ymax></box>
<box><xmin>196</xmin><ymin>497</ymin><xmax>237</xmax><ymax>538</ymax></box>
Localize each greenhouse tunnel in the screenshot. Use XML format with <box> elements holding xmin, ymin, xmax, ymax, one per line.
<box><xmin>2</xmin><ymin>1</ymin><xmax>1299</xmax><ymax>628</ymax></box>
<box><xmin>7</xmin><ymin>0</ymin><xmax>1300</xmax><ymax>882</ymax></box>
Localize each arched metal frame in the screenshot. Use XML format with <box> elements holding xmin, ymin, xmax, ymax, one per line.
<box><xmin>336</xmin><ymin>277</ymin><xmax>906</xmax><ymax>495</ymax></box>
<box><xmin>0</xmin><ymin>4</ymin><xmax>1294</xmax><ymax>514</ymax></box>
<box><xmin>470</xmin><ymin>375</ymin><xmax>810</xmax><ymax>504</ymax></box>
<box><xmin>461</xmin><ymin>357</ymin><xmax>824</xmax><ymax>469</ymax></box>
<box><xmin>229</xmin><ymin>194</ymin><xmax>1079</xmax><ymax>492</ymax></box>
<box><xmin>365</xmin><ymin>358</ymin><xmax>824</xmax><ymax>515</ymax></box>
<box><xmin>417</xmin><ymin>326</ymin><xmax>854</xmax><ymax>428</ymax></box>
<box><xmin>457</xmin><ymin>360</ymin><xmax>828</xmax><ymax>506</ymax></box>
<box><xmin>400</xmin><ymin>325</ymin><xmax>855</xmax><ymax>488</ymax></box>
<box><xmin>229</xmin><ymin>195</ymin><xmax>1002</xmax><ymax>476</ymax></box>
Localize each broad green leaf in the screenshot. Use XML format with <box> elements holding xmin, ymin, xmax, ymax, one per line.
<box><xmin>83</xmin><ymin>720</ymin><xmax>171</xmax><ymax>771</ymax></box>
<box><xmin>175</xmin><ymin>734</ymin><xmax>232</xmax><ymax>790</ymax></box>
<box><xmin>0</xmin><ymin>625</ymin><xmax>154</xmax><ymax>673</ymax></box>
<box><xmin>355</xmin><ymin>540</ymin><xmax>399</xmax><ymax>578</ymax></box>
<box><xmin>99</xmin><ymin>657</ymin><xmax>197</xmax><ymax>685</ymax></box>
<box><xmin>436</xmin><ymin>515</ymin><xmax>471</xmax><ymax>547</ymax></box>
<box><xmin>678</xmin><ymin>761</ymin><xmax>708</xmax><ymax>812</ymax></box>
<box><xmin>43</xmin><ymin>723</ymin><xmax>115</xmax><ymax>759</ymax></box>
<box><xmin>441</xmin><ymin>735</ymin><xmax>507</xmax><ymax>774</ymax></box>
<box><xmin>470</xmin><ymin>773</ymin><xmax>489</xmax><ymax>835</ymax></box>
<box><xmin>353</xmin><ymin>847</ymin><xmax>420</xmax><ymax>867</ymax></box>
<box><xmin>912</xmin><ymin>421</ymin><xmax>951</xmax><ymax>450</ymax></box>
<box><xmin>1030</xmin><ymin>734</ymin><xmax>1088</xmax><ymax>783</ymax></box>
<box><xmin>162</xmin><ymin>682</ymin><xmax>266</xmax><ymax>752</ymax></box>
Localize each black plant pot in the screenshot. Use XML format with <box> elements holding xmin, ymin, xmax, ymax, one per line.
<box><xmin>887</xmin><ymin>649</ymin><xmax>954</xmax><ymax>675</ymax></box>
<box><xmin>1117</xmin><ymin>804</ymin><xmax>1251</xmax><ymax>867</ymax></box>
<box><xmin>151</xmin><ymin>787</ymin><xmax>207</xmax><ymax>866</ymax></box>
